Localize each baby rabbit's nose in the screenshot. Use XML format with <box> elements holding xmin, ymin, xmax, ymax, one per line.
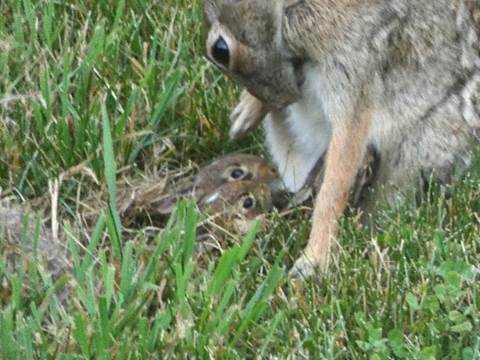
<box><xmin>268</xmin><ymin>178</ymin><xmax>284</xmax><ymax>194</ymax></box>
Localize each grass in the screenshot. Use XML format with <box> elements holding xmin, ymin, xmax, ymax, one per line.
<box><xmin>0</xmin><ymin>0</ymin><xmax>479</xmax><ymax>358</ymax></box>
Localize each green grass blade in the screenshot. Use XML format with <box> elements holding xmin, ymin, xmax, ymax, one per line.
<box><xmin>102</xmin><ymin>103</ymin><xmax>122</xmax><ymax>257</ymax></box>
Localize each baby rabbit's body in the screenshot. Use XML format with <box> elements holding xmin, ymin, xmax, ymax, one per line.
<box><xmin>204</xmin><ymin>0</ymin><xmax>480</xmax><ymax>276</ymax></box>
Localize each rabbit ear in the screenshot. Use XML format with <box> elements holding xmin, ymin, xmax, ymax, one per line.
<box><xmin>155</xmin><ymin>194</ymin><xmax>181</xmax><ymax>215</ymax></box>
<box><xmin>154</xmin><ymin>186</ymin><xmax>194</xmax><ymax>215</ymax></box>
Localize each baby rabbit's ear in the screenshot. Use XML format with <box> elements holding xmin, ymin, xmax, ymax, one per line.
<box><xmin>155</xmin><ymin>194</ymin><xmax>180</xmax><ymax>215</ymax></box>
<box><xmin>155</xmin><ymin>187</ymin><xmax>193</xmax><ymax>215</ymax></box>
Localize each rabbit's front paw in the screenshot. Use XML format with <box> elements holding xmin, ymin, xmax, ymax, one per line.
<box><xmin>288</xmin><ymin>254</ymin><xmax>319</xmax><ymax>279</ymax></box>
<box><xmin>229</xmin><ymin>91</ymin><xmax>267</xmax><ymax>139</ymax></box>
<box><xmin>288</xmin><ymin>243</ymin><xmax>329</xmax><ymax>280</ymax></box>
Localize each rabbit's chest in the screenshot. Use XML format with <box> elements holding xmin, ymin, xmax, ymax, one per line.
<box><xmin>264</xmin><ymin>66</ymin><xmax>335</xmax><ymax>191</ymax></box>
<box><xmin>291</xmin><ymin>64</ymin><xmax>338</xmax><ymax>149</ymax></box>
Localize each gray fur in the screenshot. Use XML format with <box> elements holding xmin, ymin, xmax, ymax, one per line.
<box><xmin>204</xmin><ymin>0</ymin><xmax>480</xmax><ymax>275</ymax></box>
<box><xmin>205</xmin><ymin>0</ymin><xmax>480</xmax><ymax>209</ymax></box>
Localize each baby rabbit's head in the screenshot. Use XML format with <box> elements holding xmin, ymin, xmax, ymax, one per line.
<box><xmin>199</xmin><ymin>180</ymin><xmax>273</xmax><ymax>225</ymax></box>
<box><xmin>155</xmin><ymin>153</ymin><xmax>280</xmax><ymax>215</ymax></box>
<box><xmin>204</xmin><ymin>0</ymin><xmax>304</xmax><ymax>110</ymax></box>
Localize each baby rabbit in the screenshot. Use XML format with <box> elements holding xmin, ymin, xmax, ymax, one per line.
<box><xmin>155</xmin><ymin>155</ymin><xmax>278</xmax><ymax>253</ymax></box>
<box><xmin>193</xmin><ymin>179</ymin><xmax>273</xmax><ymax>260</ymax></box>
<box><xmin>155</xmin><ymin>153</ymin><xmax>279</xmax><ymax>215</ymax></box>
<box><xmin>204</xmin><ymin>0</ymin><xmax>480</xmax><ymax>277</ymax></box>
<box><xmin>198</xmin><ymin>179</ymin><xmax>273</xmax><ymax>237</ymax></box>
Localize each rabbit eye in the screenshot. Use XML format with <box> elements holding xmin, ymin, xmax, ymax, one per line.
<box><xmin>242</xmin><ymin>196</ymin><xmax>255</xmax><ymax>210</ymax></box>
<box><xmin>230</xmin><ymin>168</ymin><xmax>245</xmax><ymax>179</ymax></box>
<box><xmin>212</xmin><ymin>36</ymin><xmax>230</xmax><ymax>66</ymax></box>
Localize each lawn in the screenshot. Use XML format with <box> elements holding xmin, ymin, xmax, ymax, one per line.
<box><xmin>0</xmin><ymin>0</ymin><xmax>479</xmax><ymax>358</ymax></box>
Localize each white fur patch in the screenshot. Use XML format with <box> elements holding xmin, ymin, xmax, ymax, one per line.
<box><xmin>203</xmin><ymin>192</ymin><xmax>220</xmax><ymax>205</ymax></box>
<box><xmin>265</xmin><ymin>65</ymin><xmax>332</xmax><ymax>192</ymax></box>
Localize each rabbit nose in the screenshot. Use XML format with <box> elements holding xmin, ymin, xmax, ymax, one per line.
<box><xmin>212</xmin><ymin>36</ymin><xmax>230</xmax><ymax>67</ymax></box>
<box><xmin>268</xmin><ymin>178</ymin><xmax>284</xmax><ymax>193</ymax></box>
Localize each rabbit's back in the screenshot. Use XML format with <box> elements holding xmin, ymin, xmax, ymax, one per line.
<box><xmin>275</xmin><ymin>0</ymin><xmax>480</xmax><ymax>201</ymax></box>
<box><xmin>362</xmin><ymin>0</ymin><xmax>480</xmax><ymax>206</ymax></box>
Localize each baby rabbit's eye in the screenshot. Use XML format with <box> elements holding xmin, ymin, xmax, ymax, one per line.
<box><xmin>242</xmin><ymin>195</ymin><xmax>255</xmax><ymax>210</ymax></box>
<box><xmin>230</xmin><ymin>168</ymin><xmax>245</xmax><ymax>179</ymax></box>
<box><xmin>212</xmin><ymin>36</ymin><xmax>230</xmax><ymax>66</ymax></box>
